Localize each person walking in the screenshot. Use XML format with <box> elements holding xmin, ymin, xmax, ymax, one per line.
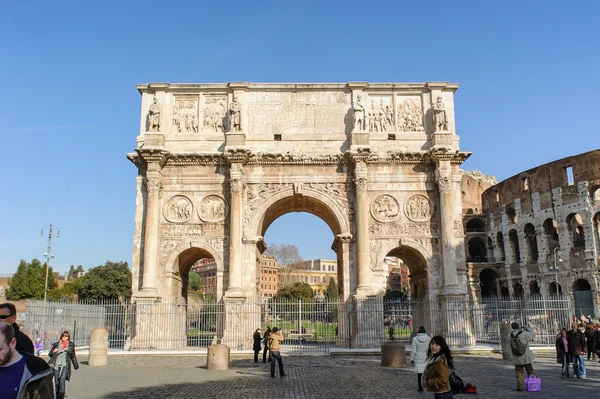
<box><xmin>555</xmin><ymin>328</ymin><xmax>571</xmax><ymax>378</ymax></box>
<box><xmin>509</xmin><ymin>322</ymin><xmax>536</xmax><ymax>391</ymax></box>
<box><xmin>267</xmin><ymin>327</ymin><xmax>286</xmax><ymax>378</ymax></box>
<box><xmin>48</xmin><ymin>330</ymin><xmax>79</xmax><ymax>399</ymax></box>
<box><xmin>252</xmin><ymin>328</ymin><xmax>262</xmax><ymax>363</ymax></box>
<box><xmin>567</xmin><ymin>322</ymin><xmax>587</xmax><ymax>378</ymax></box>
<box><xmin>0</xmin><ymin>302</ymin><xmax>34</xmax><ymax>355</ymax></box>
<box><xmin>0</xmin><ymin>323</ymin><xmax>54</xmax><ymax>399</ymax></box>
<box><xmin>410</xmin><ymin>326</ymin><xmax>430</xmax><ymax>392</ymax></box>
<box><xmin>422</xmin><ymin>335</ymin><xmax>454</xmax><ymax>398</ymax></box>
<box><xmin>262</xmin><ymin>326</ymin><xmax>271</xmax><ymax>363</ymax></box>
<box><xmin>584</xmin><ymin>323</ymin><xmax>596</xmax><ymax>361</ymax></box>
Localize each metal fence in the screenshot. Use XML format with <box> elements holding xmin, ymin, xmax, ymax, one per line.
<box><xmin>23</xmin><ymin>295</ymin><xmax>573</xmax><ymax>353</ymax></box>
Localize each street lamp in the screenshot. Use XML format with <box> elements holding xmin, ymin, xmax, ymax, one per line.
<box><xmin>40</xmin><ymin>224</ymin><xmax>59</xmax><ymax>302</ymax></box>
<box><xmin>548</xmin><ymin>247</ymin><xmax>563</xmax><ymax>295</ymax></box>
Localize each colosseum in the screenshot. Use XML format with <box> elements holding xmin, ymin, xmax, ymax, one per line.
<box><xmin>463</xmin><ymin>150</ymin><xmax>600</xmax><ymax>316</ymax></box>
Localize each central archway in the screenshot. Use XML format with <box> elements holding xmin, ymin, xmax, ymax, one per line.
<box><xmin>249</xmin><ymin>188</ymin><xmax>352</xmax><ymax>300</ymax></box>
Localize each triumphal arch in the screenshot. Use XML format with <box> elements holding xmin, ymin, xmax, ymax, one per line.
<box><xmin>128</xmin><ymin>82</ymin><xmax>472</xmax><ymax>348</ymax></box>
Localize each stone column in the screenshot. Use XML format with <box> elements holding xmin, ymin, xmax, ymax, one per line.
<box><xmin>435</xmin><ymin>167</ymin><xmax>459</xmax><ymax>293</ymax></box>
<box><xmin>518</xmin><ymin>231</ymin><xmax>531</xmax><ymax>265</ymax></box>
<box><xmin>333</xmin><ymin>234</ymin><xmax>352</xmax><ymax>347</ymax></box>
<box><xmin>226</xmin><ymin>163</ymin><xmax>245</xmax><ymax>297</ymax></box>
<box><xmin>354</xmin><ymin>161</ymin><xmax>372</xmax><ymax>296</ymax></box>
<box><xmin>140</xmin><ymin>159</ymin><xmax>164</xmax><ymax>296</ymax></box>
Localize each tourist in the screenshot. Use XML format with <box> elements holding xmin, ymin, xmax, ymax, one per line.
<box><xmin>0</xmin><ymin>302</ymin><xmax>34</xmax><ymax>355</ymax></box>
<box><xmin>48</xmin><ymin>330</ymin><xmax>79</xmax><ymax>399</ymax></box>
<box><xmin>585</xmin><ymin>323</ymin><xmax>596</xmax><ymax>361</ymax></box>
<box><xmin>555</xmin><ymin>328</ymin><xmax>571</xmax><ymax>378</ymax></box>
<box><xmin>262</xmin><ymin>326</ymin><xmax>271</xmax><ymax>363</ymax></box>
<box><xmin>267</xmin><ymin>327</ymin><xmax>286</xmax><ymax>378</ymax></box>
<box><xmin>509</xmin><ymin>322</ymin><xmax>536</xmax><ymax>391</ymax></box>
<box><xmin>0</xmin><ymin>323</ymin><xmax>54</xmax><ymax>398</ymax></box>
<box><xmin>252</xmin><ymin>328</ymin><xmax>262</xmax><ymax>363</ymax></box>
<box><xmin>410</xmin><ymin>326</ymin><xmax>430</xmax><ymax>392</ymax></box>
<box><xmin>567</xmin><ymin>322</ymin><xmax>586</xmax><ymax>378</ymax></box>
<box><xmin>595</xmin><ymin>324</ymin><xmax>600</xmax><ymax>362</ymax></box>
<box><xmin>422</xmin><ymin>335</ymin><xmax>454</xmax><ymax>398</ymax></box>
<box><xmin>34</xmin><ymin>338</ymin><xmax>44</xmax><ymax>357</ymax></box>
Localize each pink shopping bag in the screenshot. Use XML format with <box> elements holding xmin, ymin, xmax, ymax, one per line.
<box><xmin>524</xmin><ymin>374</ymin><xmax>541</xmax><ymax>392</ymax></box>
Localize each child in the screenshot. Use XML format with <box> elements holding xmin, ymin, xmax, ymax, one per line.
<box><xmin>34</xmin><ymin>337</ymin><xmax>44</xmax><ymax>357</ymax></box>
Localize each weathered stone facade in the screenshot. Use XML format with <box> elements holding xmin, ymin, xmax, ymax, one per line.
<box><xmin>467</xmin><ymin>150</ymin><xmax>600</xmax><ymax>316</ymax></box>
<box><xmin>128</xmin><ymin>82</ymin><xmax>474</xmax><ymax>347</ymax></box>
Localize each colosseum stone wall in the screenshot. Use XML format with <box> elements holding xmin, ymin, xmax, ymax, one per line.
<box><xmin>470</xmin><ymin>149</ymin><xmax>600</xmax><ymax>316</ymax></box>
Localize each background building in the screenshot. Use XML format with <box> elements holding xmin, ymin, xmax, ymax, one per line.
<box><xmin>190</xmin><ymin>258</ymin><xmax>217</xmax><ymax>297</ymax></box>
<box><xmin>258</xmin><ymin>256</ymin><xmax>280</xmax><ymax>298</ymax></box>
<box><xmin>384</xmin><ymin>256</ymin><xmax>410</xmax><ymax>292</ymax></box>
<box><xmin>462</xmin><ymin>150</ymin><xmax>600</xmax><ymax>316</ymax></box>
<box><xmin>279</xmin><ymin>259</ymin><xmax>337</xmax><ymax>297</ymax></box>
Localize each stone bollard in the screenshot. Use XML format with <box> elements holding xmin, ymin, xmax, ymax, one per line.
<box><xmin>381</xmin><ymin>341</ymin><xmax>406</xmax><ymax>368</ymax></box>
<box><xmin>500</xmin><ymin>322</ymin><xmax>513</xmax><ymax>360</ymax></box>
<box><xmin>88</xmin><ymin>328</ymin><xmax>109</xmax><ymax>367</ymax></box>
<box><xmin>207</xmin><ymin>342</ymin><xmax>230</xmax><ymax>370</ymax></box>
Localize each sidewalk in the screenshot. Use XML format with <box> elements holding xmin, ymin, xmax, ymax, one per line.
<box><xmin>66</xmin><ymin>353</ymin><xmax>600</xmax><ymax>398</ymax></box>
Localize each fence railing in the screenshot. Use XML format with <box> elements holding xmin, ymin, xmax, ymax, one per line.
<box><xmin>22</xmin><ymin>295</ymin><xmax>574</xmax><ymax>353</ymax></box>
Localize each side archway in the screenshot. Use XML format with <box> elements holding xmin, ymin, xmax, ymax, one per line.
<box><xmin>385</xmin><ymin>244</ymin><xmax>429</xmax><ymax>299</ymax></box>
<box><xmin>163</xmin><ymin>240</ymin><xmax>225</xmax><ymax>301</ymax></box>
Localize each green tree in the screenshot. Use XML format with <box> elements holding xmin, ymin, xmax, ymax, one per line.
<box><xmin>6</xmin><ymin>259</ymin><xmax>58</xmax><ymax>300</ymax></box>
<box><xmin>188</xmin><ymin>272</ymin><xmax>204</xmax><ymax>299</ymax></box>
<box><xmin>47</xmin><ymin>276</ymin><xmax>84</xmax><ymax>301</ymax></box>
<box><xmin>276</xmin><ymin>282</ymin><xmax>314</xmax><ymax>301</ymax></box>
<box><xmin>78</xmin><ymin>261</ymin><xmax>131</xmax><ymax>301</ymax></box>
<box><xmin>324</xmin><ymin>278</ymin><xmax>339</xmax><ymax>300</ymax></box>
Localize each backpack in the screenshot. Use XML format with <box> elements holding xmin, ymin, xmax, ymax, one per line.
<box><xmin>510</xmin><ymin>331</ymin><xmax>527</xmax><ymax>356</ymax></box>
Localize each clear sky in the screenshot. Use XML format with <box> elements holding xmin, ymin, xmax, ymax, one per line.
<box><xmin>1</xmin><ymin>1</ymin><xmax>598</xmax><ymax>275</ymax></box>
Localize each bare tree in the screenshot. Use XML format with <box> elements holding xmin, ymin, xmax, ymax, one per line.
<box><xmin>264</xmin><ymin>243</ymin><xmax>303</xmax><ymax>266</ymax></box>
<box><xmin>264</xmin><ymin>243</ymin><xmax>304</xmax><ymax>288</ymax></box>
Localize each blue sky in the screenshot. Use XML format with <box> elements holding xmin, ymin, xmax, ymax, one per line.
<box><xmin>1</xmin><ymin>1</ymin><xmax>598</xmax><ymax>274</ymax></box>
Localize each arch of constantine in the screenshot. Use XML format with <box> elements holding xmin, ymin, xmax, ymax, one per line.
<box><xmin>127</xmin><ymin>82</ymin><xmax>473</xmax><ymax>348</ymax></box>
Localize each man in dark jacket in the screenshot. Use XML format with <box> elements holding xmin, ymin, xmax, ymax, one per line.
<box><xmin>0</xmin><ymin>322</ymin><xmax>54</xmax><ymax>398</ymax></box>
<box><xmin>567</xmin><ymin>322</ymin><xmax>587</xmax><ymax>378</ymax></box>
<box><xmin>0</xmin><ymin>303</ymin><xmax>34</xmax><ymax>355</ymax></box>
<box><xmin>262</xmin><ymin>326</ymin><xmax>271</xmax><ymax>363</ymax></box>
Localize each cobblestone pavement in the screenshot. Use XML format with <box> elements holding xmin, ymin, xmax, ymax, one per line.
<box><xmin>64</xmin><ymin>353</ymin><xmax>600</xmax><ymax>399</ymax></box>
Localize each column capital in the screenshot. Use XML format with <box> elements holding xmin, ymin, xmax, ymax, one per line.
<box><xmin>435</xmin><ymin>169</ymin><xmax>452</xmax><ymax>191</ymax></box>
<box><xmin>332</xmin><ymin>233</ymin><xmax>353</xmax><ymax>252</ymax></box>
<box><xmin>145</xmin><ymin>175</ymin><xmax>162</xmax><ymax>193</ymax></box>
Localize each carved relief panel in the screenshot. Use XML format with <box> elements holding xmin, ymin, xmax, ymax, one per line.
<box><xmin>199</xmin><ymin>195</ymin><xmax>229</xmax><ymax>222</ymax></box>
<box><xmin>163</xmin><ymin>195</ymin><xmax>193</xmax><ymax>223</ymax></box>
<box><xmin>202</xmin><ymin>95</ymin><xmax>228</xmax><ymax>133</ymax></box>
<box><xmin>370</xmin><ymin>194</ymin><xmax>400</xmax><ymax>223</ymax></box>
<box><xmin>366</xmin><ymin>96</ymin><xmax>394</xmax><ymax>133</ymax></box>
<box><xmin>404</xmin><ymin>194</ymin><xmax>434</xmax><ymax>222</ymax></box>
<box><xmin>172</xmin><ymin>97</ymin><xmax>199</xmax><ymax>133</ymax></box>
<box><xmin>396</xmin><ymin>96</ymin><xmax>424</xmax><ymax>132</ymax></box>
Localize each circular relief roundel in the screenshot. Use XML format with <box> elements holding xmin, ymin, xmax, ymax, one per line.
<box><xmin>163</xmin><ymin>195</ymin><xmax>193</xmax><ymax>223</ymax></box>
<box><xmin>198</xmin><ymin>195</ymin><xmax>229</xmax><ymax>222</ymax></box>
<box><xmin>404</xmin><ymin>194</ymin><xmax>434</xmax><ymax>222</ymax></box>
<box><xmin>370</xmin><ymin>194</ymin><xmax>400</xmax><ymax>223</ymax></box>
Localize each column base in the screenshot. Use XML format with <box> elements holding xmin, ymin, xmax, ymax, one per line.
<box><xmin>224</xmin><ymin>287</ymin><xmax>246</xmax><ymax>298</ymax></box>
<box><xmin>442</xmin><ymin>284</ymin><xmax>461</xmax><ymax>295</ymax></box>
<box><xmin>135</xmin><ymin>288</ymin><xmax>160</xmax><ymax>299</ymax></box>
<box><xmin>355</xmin><ymin>285</ymin><xmax>373</xmax><ymax>298</ymax></box>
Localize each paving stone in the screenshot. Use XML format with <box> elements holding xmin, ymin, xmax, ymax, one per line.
<box><xmin>66</xmin><ymin>353</ymin><xmax>600</xmax><ymax>398</ymax></box>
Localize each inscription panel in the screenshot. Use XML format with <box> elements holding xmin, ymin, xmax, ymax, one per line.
<box><xmin>245</xmin><ymin>91</ymin><xmax>350</xmax><ymax>134</ymax></box>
